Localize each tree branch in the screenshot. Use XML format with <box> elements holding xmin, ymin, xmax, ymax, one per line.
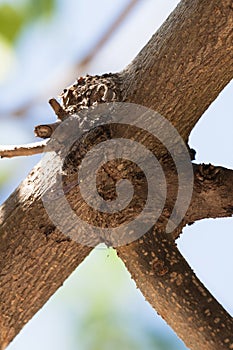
<box><xmin>120</xmin><ymin>0</ymin><xmax>233</xmax><ymax>142</ymax></box>
<box><xmin>34</xmin><ymin>121</ymin><xmax>61</xmax><ymax>139</ymax></box>
<box><xmin>186</xmin><ymin>164</ymin><xmax>233</xmax><ymax>223</ymax></box>
<box><xmin>0</xmin><ymin>161</ymin><xmax>93</xmax><ymax>349</ymax></box>
<box><xmin>117</xmin><ymin>228</ymin><xmax>233</xmax><ymax>350</ymax></box>
<box><xmin>0</xmin><ymin>140</ymin><xmax>48</xmax><ymax>158</ymax></box>
<box><xmin>0</xmin><ymin>0</ymin><xmax>233</xmax><ymax>349</ymax></box>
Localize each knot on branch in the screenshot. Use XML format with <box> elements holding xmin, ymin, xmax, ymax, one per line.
<box><xmin>196</xmin><ymin>163</ymin><xmax>220</xmax><ymax>182</ymax></box>
<box><xmin>34</xmin><ymin>73</ymin><xmax>121</xmax><ymax>139</ymax></box>
<box><xmin>59</xmin><ymin>73</ymin><xmax>121</xmax><ymax>115</ymax></box>
<box><xmin>151</xmin><ymin>257</ymin><xmax>169</xmax><ymax>276</ymax></box>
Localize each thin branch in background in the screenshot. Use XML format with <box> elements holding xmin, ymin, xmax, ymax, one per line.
<box><xmin>0</xmin><ymin>140</ymin><xmax>48</xmax><ymax>158</ymax></box>
<box><xmin>77</xmin><ymin>0</ymin><xmax>141</xmax><ymax>69</ymax></box>
<box><xmin>0</xmin><ymin>0</ymin><xmax>141</xmax><ymax>119</ymax></box>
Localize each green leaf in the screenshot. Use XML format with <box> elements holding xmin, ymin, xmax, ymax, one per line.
<box><xmin>23</xmin><ymin>0</ymin><xmax>56</xmax><ymax>21</ymax></box>
<box><xmin>0</xmin><ymin>5</ymin><xmax>24</xmax><ymax>42</ymax></box>
<box><xmin>0</xmin><ymin>0</ymin><xmax>56</xmax><ymax>43</ymax></box>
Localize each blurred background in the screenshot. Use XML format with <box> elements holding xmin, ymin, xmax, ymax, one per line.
<box><xmin>0</xmin><ymin>1</ymin><xmax>232</xmax><ymax>349</ymax></box>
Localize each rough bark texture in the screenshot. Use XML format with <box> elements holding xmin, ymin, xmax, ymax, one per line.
<box><xmin>187</xmin><ymin>164</ymin><xmax>233</xmax><ymax>223</ymax></box>
<box><xmin>0</xmin><ymin>0</ymin><xmax>233</xmax><ymax>349</ymax></box>
<box><xmin>117</xmin><ymin>229</ymin><xmax>233</xmax><ymax>350</ymax></box>
<box><xmin>0</xmin><ymin>162</ymin><xmax>92</xmax><ymax>349</ymax></box>
<box><xmin>120</xmin><ymin>0</ymin><xmax>233</xmax><ymax>142</ymax></box>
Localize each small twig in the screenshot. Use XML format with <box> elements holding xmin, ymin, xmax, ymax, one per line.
<box><xmin>34</xmin><ymin>121</ymin><xmax>61</xmax><ymax>139</ymax></box>
<box><xmin>0</xmin><ymin>140</ymin><xmax>49</xmax><ymax>158</ymax></box>
<box><xmin>49</xmin><ymin>98</ymin><xmax>68</xmax><ymax>121</ymax></box>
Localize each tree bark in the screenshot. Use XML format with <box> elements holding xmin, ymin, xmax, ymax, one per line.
<box><xmin>0</xmin><ymin>0</ymin><xmax>233</xmax><ymax>349</ymax></box>
<box><xmin>117</xmin><ymin>228</ymin><xmax>233</xmax><ymax>350</ymax></box>
<box><xmin>187</xmin><ymin>164</ymin><xmax>233</xmax><ymax>223</ymax></box>
<box><xmin>120</xmin><ymin>0</ymin><xmax>233</xmax><ymax>142</ymax></box>
<box><xmin>0</xmin><ymin>162</ymin><xmax>92</xmax><ymax>349</ymax></box>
